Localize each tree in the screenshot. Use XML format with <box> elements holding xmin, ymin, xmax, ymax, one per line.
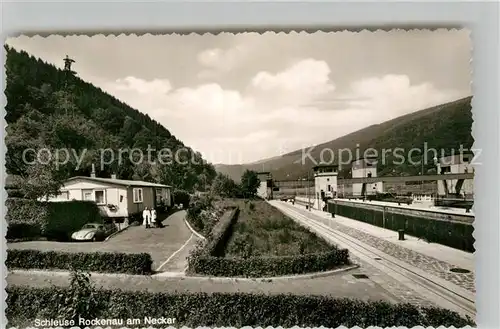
<box><xmin>210</xmin><ymin>172</ymin><xmax>240</xmax><ymax>197</ymax></box>
<box><xmin>18</xmin><ymin>145</ymin><xmax>69</xmax><ymax>200</ymax></box>
<box><xmin>240</xmin><ymin>170</ymin><xmax>260</xmax><ymax>198</ymax></box>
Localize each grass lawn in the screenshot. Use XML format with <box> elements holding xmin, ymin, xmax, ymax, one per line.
<box><xmin>219</xmin><ymin>199</ymin><xmax>333</xmax><ymax>258</ymax></box>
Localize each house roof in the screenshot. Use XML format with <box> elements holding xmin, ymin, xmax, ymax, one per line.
<box><xmin>67</xmin><ymin>176</ymin><xmax>171</xmax><ymax>188</ymax></box>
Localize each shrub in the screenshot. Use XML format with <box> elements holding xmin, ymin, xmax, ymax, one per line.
<box><xmin>6</xmin><ymin>198</ymin><xmax>49</xmax><ymax>240</ymax></box>
<box><xmin>174</xmin><ymin>189</ymin><xmax>191</xmax><ymax>208</ymax></box>
<box><xmin>203</xmin><ymin>207</ymin><xmax>239</xmax><ymax>256</ymax></box>
<box><xmin>189</xmin><ymin>247</ymin><xmax>349</xmax><ymax>277</ymax></box>
<box><xmin>6</xmin><ymin>198</ymin><xmax>103</xmax><ymax>241</ymax></box>
<box><xmin>6</xmin><ymin>249</ymin><xmax>153</xmax><ymax>275</ymax></box>
<box><xmin>6</xmin><ymin>283</ymin><xmax>475</xmax><ymax>328</ymax></box>
<box><xmin>44</xmin><ymin>201</ymin><xmax>103</xmax><ymax>241</ymax></box>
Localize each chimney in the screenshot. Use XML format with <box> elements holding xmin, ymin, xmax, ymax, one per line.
<box><xmin>111</xmin><ymin>173</ymin><xmax>117</xmax><ymax>180</ymax></box>
<box><xmin>91</xmin><ymin>164</ymin><xmax>96</xmax><ymax>178</ymax></box>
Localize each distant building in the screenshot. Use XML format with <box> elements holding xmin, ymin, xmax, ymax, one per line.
<box><xmin>311</xmin><ymin>165</ymin><xmax>338</xmax><ymax>210</ymax></box>
<box><xmin>256</xmin><ymin>172</ymin><xmax>273</xmax><ymax>199</ymax></box>
<box><xmin>351</xmin><ymin>156</ymin><xmax>383</xmax><ymax>196</ymax></box>
<box><xmin>437</xmin><ymin>154</ymin><xmax>474</xmax><ymax>198</ymax></box>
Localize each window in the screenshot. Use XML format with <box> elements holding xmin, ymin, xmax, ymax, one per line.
<box><xmin>327</xmin><ymin>178</ymin><xmax>330</xmax><ymax>182</ymax></box>
<box><xmin>133</xmin><ymin>188</ymin><xmax>143</xmax><ymax>203</ymax></box>
<box><xmin>95</xmin><ymin>190</ymin><xmax>106</xmax><ymax>205</ymax></box>
<box><xmin>82</xmin><ymin>189</ymin><xmax>93</xmax><ymax>201</ymax></box>
<box><xmin>327</xmin><ymin>185</ymin><xmax>331</xmax><ymax>191</ymax></box>
<box><xmin>60</xmin><ymin>191</ymin><xmax>69</xmax><ymax>200</ymax></box>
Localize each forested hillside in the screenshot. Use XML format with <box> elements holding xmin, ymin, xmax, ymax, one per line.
<box><xmin>5</xmin><ymin>46</ymin><xmax>216</xmax><ymax>197</ymax></box>
<box><xmin>216</xmin><ymin>96</ymin><xmax>474</xmax><ymax>182</ymax></box>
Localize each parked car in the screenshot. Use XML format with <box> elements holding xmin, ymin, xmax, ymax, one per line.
<box><xmin>71</xmin><ymin>223</ymin><xmax>116</xmax><ymax>242</ymax></box>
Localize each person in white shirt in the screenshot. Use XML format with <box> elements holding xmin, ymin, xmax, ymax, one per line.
<box><xmin>151</xmin><ymin>208</ymin><xmax>157</xmax><ymax>227</ymax></box>
<box><xmin>142</xmin><ymin>207</ymin><xmax>151</xmax><ymax>228</ymax></box>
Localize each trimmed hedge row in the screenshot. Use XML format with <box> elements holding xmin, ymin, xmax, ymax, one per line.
<box><xmin>189</xmin><ymin>248</ymin><xmax>350</xmax><ymax>277</ymax></box>
<box><xmin>188</xmin><ymin>207</ymin><xmax>350</xmax><ymax>277</ymax></box>
<box><xmin>7</xmin><ymin>285</ymin><xmax>475</xmax><ymax>328</ymax></box>
<box><xmin>204</xmin><ymin>207</ymin><xmax>239</xmax><ymax>256</ymax></box>
<box><xmin>6</xmin><ymin>198</ymin><xmax>102</xmax><ymax>241</ymax></box>
<box><xmin>329</xmin><ymin>202</ymin><xmax>474</xmax><ymax>252</ymax></box>
<box><xmin>44</xmin><ymin>200</ymin><xmax>103</xmax><ymax>241</ymax></box>
<box><xmin>7</xmin><ymin>249</ymin><xmax>153</xmax><ymax>275</ymax></box>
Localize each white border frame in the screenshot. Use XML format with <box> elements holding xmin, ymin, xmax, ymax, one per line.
<box><xmin>1</xmin><ymin>1</ymin><xmax>499</xmax><ymax>328</ymax></box>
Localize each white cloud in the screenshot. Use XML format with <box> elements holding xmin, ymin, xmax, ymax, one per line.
<box><xmin>114</xmin><ymin>76</ymin><xmax>172</xmax><ymax>95</ymax></box>
<box><xmin>250</xmin><ymin>59</ymin><xmax>335</xmax><ymax>107</ymax></box>
<box><xmin>346</xmin><ymin>74</ymin><xmax>462</xmax><ymax>119</ymax></box>
<box><xmin>196</xmin><ymin>37</ymin><xmax>260</xmax><ymax>79</ymax></box>
<box><xmin>101</xmin><ymin>64</ymin><xmax>465</xmax><ymax>164</ymax></box>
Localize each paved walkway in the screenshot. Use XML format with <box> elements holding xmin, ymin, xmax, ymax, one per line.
<box><xmin>8</xmin><ymin>211</ymin><xmax>195</xmax><ymax>272</ymax></box>
<box><xmin>277</xmin><ymin>201</ymin><xmax>475</xmax><ymax>293</ymax></box>
<box><xmin>6</xmin><ymin>268</ymin><xmax>400</xmax><ymax>303</ymax></box>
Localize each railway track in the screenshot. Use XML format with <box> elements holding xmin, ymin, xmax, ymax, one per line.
<box><xmin>271</xmin><ymin>201</ymin><xmax>476</xmax><ymax>319</ymax></box>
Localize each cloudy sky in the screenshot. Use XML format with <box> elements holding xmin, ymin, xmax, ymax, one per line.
<box><xmin>7</xmin><ymin>30</ymin><xmax>471</xmax><ymax>164</ymax></box>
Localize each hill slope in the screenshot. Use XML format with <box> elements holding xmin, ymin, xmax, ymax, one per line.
<box><xmin>215</xmin><ymin>96</ymin><xmax>473</xmax><ymax>182</ymax></box>
<box><xmin>5</xmin><ymin>46</ymin><xmax>216</xmax><ymax>192</ymax></box>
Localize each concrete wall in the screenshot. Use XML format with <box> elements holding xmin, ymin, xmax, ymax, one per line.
<box><xmin>332</xmin><ymin>199</ymin><xmax>474</xmax><ymax>224</ymax></box>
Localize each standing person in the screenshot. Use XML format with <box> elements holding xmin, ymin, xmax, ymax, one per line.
<box><xmin>142</xmin><ymin>207</ymin><xmax>151</xmax><ymax>228</ymax></box>
<box><xmin>151</xmin><ymin>208</ymin><xmax>157</xmax><ymax>228</ymax></box>
<box><xmin>142</xmin><ymin>207</ymin><xmax>148</xmax><ymax>227</ymax></box>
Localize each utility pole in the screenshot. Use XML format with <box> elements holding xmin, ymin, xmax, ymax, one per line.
<box><xmin>308</xmin><ymin>170</ymin><xmax>311</xmax><ymax>211</ymax></box>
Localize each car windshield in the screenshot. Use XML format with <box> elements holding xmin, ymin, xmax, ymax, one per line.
<box><xmin>82</xmin><ymin>224</ymin><xmax>97</xmax><ymax>229</ymax></box>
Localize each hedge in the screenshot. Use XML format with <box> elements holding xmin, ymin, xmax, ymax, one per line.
<box><xmin>188</xmin><ymin>207</ymin><xmax>350</xmax><ymax>277</ymax></box>
<box><xmin>328</xmin><ymin>202</ymin><xmax>474</xmax><ymax>252</ymax></box>
<box><xmin>7</xmin><ymin>249</ymin><xmax>153</xmax><ymax>275</ymax></box>
<box><xmin>6</xmin><ymin>198</ymin><xmax>48</xmax><ymax>240</ymax></box>
<box><xmin>6</xmin><ymin>285</ymin><xmax>475</xmax><ymax>328</ymax></box>
<box><xmin>44</xmin><ymin>200</ymin><xmax>103</xmax><ymax>241</ymax></box>
<box><xmin>204</xmin><ymin>207</ymin><xmax>239</xmax><ymax>256</ymax></box>
<box><xmin>6</xmin><ymin>198</ymin><xmax>102</xmax><ymax>241</ymax></box>
<box><xmin>189</xmin><ymin>248</ymin><xmax>350</xmax><ymax>277</ymax></box>
<box><xmin>173</xmin><ymin>189</ymin><xmax>191</xmax><ymax>208</ymax></box>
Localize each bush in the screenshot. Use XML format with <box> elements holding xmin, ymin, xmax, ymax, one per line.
<box><xmin>6</xmin><ymin>249</ymin><xmax>153</xmax><ymax>275</ymax></box>
<box><xmin>174</xmin><ymin>189</ymin><xmax>191</xmax><ymax>208</ymax></box>
<box><xmin>44</xmin><ymin>201</ymin><xmax>102</xmax><ymax>241</ymax></box>
<box><xmin>6</xmin><ymin>198</ymin><xmax>103</xmax><ymax>241</ymax></box>
<box><xmin>6</xmin><ymin>282</ymin><xmax>475</xmax><ymax>328</ymax></box>
<box><xmin>189</xmin><ymin>247</ymin><xmax>349</xmax><ymax>278</ymax></box>
<box><xmin>6</xmin><ymin>198</ymin><xmax>48</xmax><ymax>240</ymax></box>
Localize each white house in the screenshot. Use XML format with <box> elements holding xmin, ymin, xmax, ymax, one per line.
<box><xmin>256</xmin><ymin>172</ymin><xmax>273</xmax><ymax>199</ymax></box>
<box><xmin>312</xmin><ymin>165</ymin><xmax>338</xmax><ymax>210</ymax></box>
<box><xmin>45</xmin><ymin>174</ymin><xmax>172</xmax><ymax>221</ymax></box>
